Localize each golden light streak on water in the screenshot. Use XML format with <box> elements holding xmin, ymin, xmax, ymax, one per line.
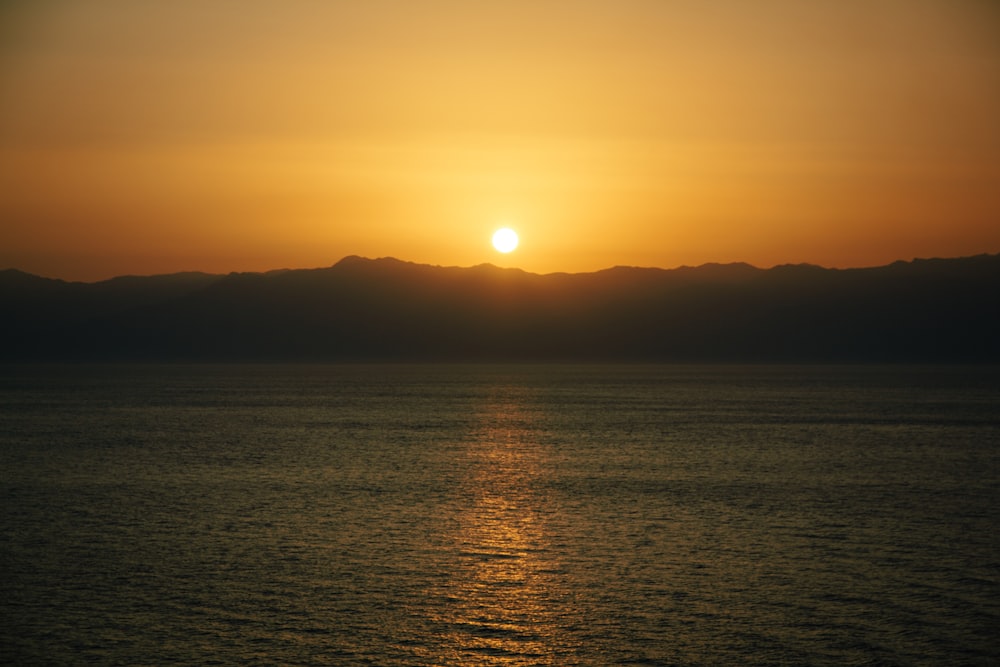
<box><xmin>426</xmin><ymin>387</ymin><xmax>571</xmax><ymax>665</ymax></box>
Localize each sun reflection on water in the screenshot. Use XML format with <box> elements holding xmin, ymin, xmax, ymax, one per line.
<box><xmin>423</xmin><ymin>387</ymin><xmax>573</xmax><ymax>665</ymax></box>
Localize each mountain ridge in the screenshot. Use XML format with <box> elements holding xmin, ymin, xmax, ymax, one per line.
<box><xmin>5</xmin><ymin>252</ymin><xmax>990</xmax><ymax>285</ymax></box>
<box><xmin>2</xmin><ymin>253</ymin><xmax>998</xmax><ymax>362</ymax></box>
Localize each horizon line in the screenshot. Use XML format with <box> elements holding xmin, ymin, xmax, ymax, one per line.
<box><xmin>5</xmin><ymin>250</ymin><xmax>999</xmax><ymax>284</ymax></box>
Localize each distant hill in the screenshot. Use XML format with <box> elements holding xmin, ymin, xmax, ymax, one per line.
<box><xmin>2</xmin><ymin>254</ymin><xmax>998</xmax><ymax>362</ymax></box>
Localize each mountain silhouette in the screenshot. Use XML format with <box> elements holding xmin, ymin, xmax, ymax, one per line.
<box><xmin>2</xmin><ymin>254</ymin><xmax>998</xmax><ymax>362</ymax></box>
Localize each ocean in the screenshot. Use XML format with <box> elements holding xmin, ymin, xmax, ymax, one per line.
<box><xmin>1</xmin><ymin>364</ymin><xmax>998</xmax><ymax>665</ymax></box>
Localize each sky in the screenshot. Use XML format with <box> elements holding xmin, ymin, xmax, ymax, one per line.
<box><xmin>1</xmin><ymin>0</ymin><xmax>999</xmax><ymax>281</ymax></box>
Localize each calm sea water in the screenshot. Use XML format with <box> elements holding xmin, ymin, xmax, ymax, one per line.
<box><xmin>1</xmin><ymin>364</ymin><xmax>998</xmax><ymax>666</ymax></box>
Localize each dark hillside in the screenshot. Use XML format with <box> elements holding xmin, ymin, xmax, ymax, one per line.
<box><xmin>2</xmin><ymin>254</ymin><xmax>997</xmax><ymax>362</ymax></box>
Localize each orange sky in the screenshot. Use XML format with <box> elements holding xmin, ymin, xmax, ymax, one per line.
<box><xmin>2</xmin><ymin>0</ymin><xmax>999</xmax><ymax>281</ymax></box>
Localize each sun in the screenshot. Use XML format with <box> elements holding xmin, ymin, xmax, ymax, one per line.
<box><xmin>492</xmin><ymin>227</ymin><xmax>519</xmax><ymax>253</ymax></box>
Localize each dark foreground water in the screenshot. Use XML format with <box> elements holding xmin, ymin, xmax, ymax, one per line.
<box><xmin>1</xmin><ymin>364</ymin><xmax>998</xmax><ymax>666</ymax></box>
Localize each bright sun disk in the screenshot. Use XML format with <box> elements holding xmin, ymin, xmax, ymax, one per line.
<box><xmin>492</xmin><ymin>228</ymin><xmax>519</xmax><ymax>253</ymax></box>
